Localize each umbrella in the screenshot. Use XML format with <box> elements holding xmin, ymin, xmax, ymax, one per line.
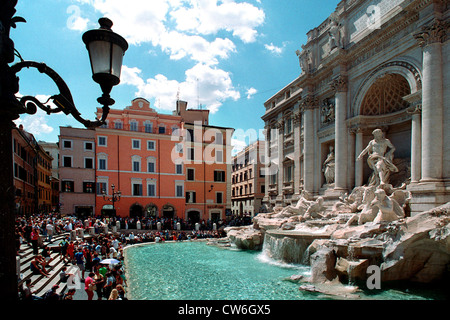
<box><xmin>100</xmin><ymin>258</ymin><xmax>120</xmax><ymax>265</ymax></box>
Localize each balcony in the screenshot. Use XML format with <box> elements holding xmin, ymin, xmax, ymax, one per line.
<box><xmin>100</xmin><ymin>123</ymin><xmax>180</xmax><ymax>136</ymax></box>
<box><xmin>268</xmin><ymin>184</ymin><xmax>277</xmax><ymax>195</ymax></box>
<box><xmin>282</xmin><ymin>181</ymin><xmax>294</xmax><ymax>194</ymax></box>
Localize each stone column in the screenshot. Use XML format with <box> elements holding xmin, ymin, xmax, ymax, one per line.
<box><xmin>406</xmin><ymin>104</ymin><xmax>422</xmax><ymax>183</ymax></box>
<box><xmin>276</xmin><ymin>119</ymin><xmax>284</xmax><ymax>198</ymax></box>
<box><xmin>293</xmin><ymin>111</ymin><xmax>301</xmax><ymax>195</ymax></box>
<box><xmin>301</xmin><ymin>96</ymin><xmax>317</xmax><ymax>193</ymax></box>
<box><xmin>330</xmin><ymin>76</ymin><xmax>348</xmax><ymax>191</ymax></box>
<box><xmin>354</xmin><ymin>128</ymin><xmax>364</xmax><ymax>187</ymax></box>
<box><xmin>414</xmin><ymin>20</ymin><xmax>445</xmax><ymax>182</ymax></box>
<box><xmin>263</xmin><ymin>125</ymin><xmax>270</xmax><ymax>203</ymax></box>
<box><xmin>347</xmin><ymin>128</ymin><xmax>356</xmax><ymax>189</ymax></box>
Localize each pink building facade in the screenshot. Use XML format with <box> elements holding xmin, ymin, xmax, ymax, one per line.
<box><xmin>59</xmin><ymin>127</ymin><xmax>96</xmax><ymax>217</ymax></box>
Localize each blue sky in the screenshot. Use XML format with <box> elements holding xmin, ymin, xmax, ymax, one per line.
<box><xmin>12</xmin><ymin>0</ymin><xmax>339</xmax><ymax>152</ymax></box>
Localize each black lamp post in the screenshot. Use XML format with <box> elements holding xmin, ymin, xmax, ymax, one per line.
<box><xmin>0</xmin><ymin>0</ymin><xmax>127</xmax><ymax>301</ymax></box>
<box><xmin>102</xmin><ymin>184</ymin><xmax>121</xmax><ymax>216</ymax></box>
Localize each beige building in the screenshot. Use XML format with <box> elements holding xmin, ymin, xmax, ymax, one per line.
<box><xmin>231</xmin><ymin>140</ymin><xmax>266</xmax><ymax>216</ymax></box>
<box><xmin>59</xmin><ymin>127</ymin><xmax>96</xmax><ymax>217</ymax></box>
<box><xmin>262</xmin><ymin>0</ymin><xmax>449</xmax><ymax>215</ymax></box>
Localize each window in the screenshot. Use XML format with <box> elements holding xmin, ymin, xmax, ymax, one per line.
<box><xmin>187</xmin><ymin>168</ymin><xmax>195</xmax><ymax>181</ymax></box>
<box><xmin>175</xmin><ymin>143</ymin><xmax>183</xmax><ymax>153</ymax></box>
<box><xmin>85</xmin><ymin>158</ymin><xmax>94</xmax><ymax>169</ymax></box>
<box><xmin>176</xmin><ymin>163</ymin><xmax>183</xmax><ymax>174</ymax></box>
<box><xmin>62</xmin><ymin>181</ymin><xmax>74</xmax><ymax>192</ymax></box>
<box><xmin>216</xmin><ymin>150</ymin><xmax>223</xmax><ymax>163</ymax></box>
<box><xmin>175</xmin><ymin>182</ymin><xmax>184</xmax><ymax>197</ymax></box>
<box><xmin>62</xmin><ymin>140</ymin><xmax>72</xmax><ymax>149</ymax></box>
<box><xmin>215</xmin><ymin>132</ymin><xmax>223</xmax><ymax>144</ymax></box>
<box><xmin>270</xmin><ymin>173</ymin><xmax>277</xmax><ymax>185</ymax></box>
<box><xmin>285</xmin><ymin>117</ymin><xmax>292</xmax><ymax>134</ymax></box>
<box><xmin>284</xmin><ymin>164</ymin><xmax>293</xmax><ymax>182</ymax></box>
<box><xmin>132</xmin><ymin>183</ymin><xmax>142</xmax><ymax>196</ymax></box>
<box><xmin>159</xmin><ymin>126</ymin><xmax>166</xmax><ymax>134</ymax></box>
<box><xmin>144</xmin><ymin>122</ymin><xmax>153</xmax><ymax>133</ymax></box>
<box><xmin>98</xmin><ymin>158</ymin><xmax>107</xmax><ymax>170</ymax></box>
<box><xmin>186</xmin><ymin>129</ymin><xmax>194</xmax><ymax>142</ymax></box>
<box><xmin>130</xmin><ymin>121</ymin><xmax>138</xmax><ymax>131</ymax></box>
<box><xmin>216</xmin><ymin>192</ymin><xmax>223</xmax><ymax>204</ymax></box>
<box><xmin>148</xmin><ymin>182</ymin><xmax>156</xmax><ymax>197</ymax></box>
<box><xmin>147</xmin><ymin>140</ymin><xmax>155</xmax><ymax>150</ymax></box>
<box><xmin>62</xmin><ymin>156</ymin><xmax>72</xmax><ymax>168</ymax></box>
<box><xmin>96</xmin><ymin>182</ymin><xmax>107</xmax><ymax>195</ymax></box>
<box><xmin>114</xmin><ymin>121</ymin><xmax>123</xmax><ymax>129</ymax></box>
<box><xmin>133</xmin><ymin>160</ymin><xmax>140</xmax><ymax>172</ymax></box>
<box><xmin>148</xmin><ymin>158</ymin><xmax>156</xmax><ymax>173</ymax></box>
<box><xmin>83</xmin><ymin>182</ymin><xmax>95</xmax><ymax>193</ymax></box>
<box><xmin>98</xmin><ymin>136</ymin><xmax>107</xmax><ymax>146</ymax></box>
<box><xmin>84</xmin><ymin>142</ymin><xmax>93</xmax><ymax>151</ymax></box>
<box><xmin>132</xmin><ymin>139</ymin><xmax>140</xmax><ymax>149</ymax></box>
<box><xmin>187</xmin><ymin>147</ymin><xmax>194</xmax><ymax>161</ymax></box>
<box><xmin>186</xmin><ymin>191</ymin><xmax>196</xmax><ymax>203</ymax></box>
<box><xmin>214</xmin><ymin>170</ymin><xmax>225</xmax><ymax>182</ymax></box>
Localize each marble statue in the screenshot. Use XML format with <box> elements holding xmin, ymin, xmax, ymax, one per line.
<box><xmin>357</xmin><ymin>129</ymin><xmax>398</xmax><ymax>186</ymax></box>
<box><xmin>328</xmin><ymin>13</ymin><xmax>345</xmax><ymax>50</ymax></box>
<box><xmin>303</xmin><ymin>197</ymin><xmax>326</xmax><ymax>220</ymax></box>
<box><xmin>371</xmin><ymin>189</ymin><xmax>405</xmax><ymax>223</ymax></box>
<box><xmin>272</xmin><ymin>191</ymin><xmax>313</xmax><ymax>218</ymax></box>
<box><xmin>322</xmin><ymin>145</ymin><xmax>335</xmax><ymax>185</ymax></box>
<box><xmin>345</xmin><ymin>187</ymin><xmax>377</xmax><ymax>226</ymax></box>
<box><xmin>296</xmin><ymin>46</ymin><xmax>313</xmax><ymax>73</ymax></box>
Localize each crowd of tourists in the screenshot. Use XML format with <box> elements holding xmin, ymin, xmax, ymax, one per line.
<box><xmin>15</xmin><ymin>212</ymin><xmax>252</xmax><ymax>301</ymax></box>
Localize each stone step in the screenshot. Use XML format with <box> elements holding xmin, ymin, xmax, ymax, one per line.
<box><xmin>18</xmin><ymin>233</ymin><xmax>71</xmax><ymax>298</ymax></box>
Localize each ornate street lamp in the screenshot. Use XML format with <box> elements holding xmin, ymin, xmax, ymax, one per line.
<box><xmin>102</xmin><ymin>184</ymin><xmax>122</xmax><ymax>215</ymax></box>
<box><xmin>9</xmin><ymin>17</ymin><xmax>128</xmax><ymax>127</ymax></box>
<box><xmin>0</xmin><ymin>0</ymin><xmax>128</xmax><ymax>301</ymax></box>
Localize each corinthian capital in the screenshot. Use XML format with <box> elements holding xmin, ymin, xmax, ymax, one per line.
<box><xmin>300</xmin><ymin>95</ymin><xmax>318</xmax><ymax>111</ymax></box>
<box><xmin>414</xmin><ymin>19</ymin><xmax>447</xmax><ymax>47</ymax></box>
<box><xmin>330</xmin><ymin>75</ymin><xmax>347</xmax><ymax>92</ymax></box>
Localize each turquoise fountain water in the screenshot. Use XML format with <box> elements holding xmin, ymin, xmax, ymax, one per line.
<box><xmin>124</xmin><ymin>241</ymin><xmax>441</xmax><ymax>300</ymax></box>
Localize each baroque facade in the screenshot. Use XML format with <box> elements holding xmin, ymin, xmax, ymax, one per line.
<box><xmin>262</xmin><ymin>0</ymin><xmax>449</xmax><ymax>215</ymax></box>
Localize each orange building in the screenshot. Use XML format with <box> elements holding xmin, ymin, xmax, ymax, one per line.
<box><xmin>12</xmin><ymin>125</ymin><xmax>38</xmax><ymax>216</ymax></box>
<box><xmin>94</xmin><ymin>98</ymin><xmax>232</xmax><ymax>223</ymax></box>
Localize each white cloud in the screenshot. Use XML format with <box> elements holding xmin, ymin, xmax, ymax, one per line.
<box><xmin>231</xmin><ymin>138</ymin><xmax>248</xmax><ymax>156</ymax></box>
<box><xmin>264</xmin><ymin>42</ymin><xmax>284</xmax><ymax>55</ymax></box>
<box><xmin>158</xmin><ymin>31</ymin><xmax>236</xmax><ymax>65</ymax></box>
<box><xmin>170</xmin><ymin>0</ymin><xmax>265</xmax><ymax>43</ymax></box>
<box><xmin>121</xmin><ymin>63</ymin><xmax>240</xmax><ymax>114</ymax></box>
<box><xmin>72</xmin><ymin>0</ymin><xmax>264</xmax><ymax>113</ymax></box>
<box><xmin>246</xmin><ymin>87</ymin><xmax>258</xmax><ymax>99</ymax></box>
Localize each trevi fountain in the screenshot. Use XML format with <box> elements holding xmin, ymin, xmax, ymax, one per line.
<box><xmin>216</xmin><ymin>129</ymin><xmax>449</xmax><ymax>299</ymax></box>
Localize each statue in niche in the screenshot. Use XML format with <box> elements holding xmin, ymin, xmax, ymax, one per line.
<box><xmin>328</xmin><ymin>13</ymin><xmax>345</xmax><ymax>51</ymax></box>
<box><xmin>357</xmin><ymin>129</ymin><xmax>398</xmax><ymax>187</ymax></box>
<box><xmin>320</xmin><ymin>101</ymin><xmax>335</xmax><ymax>125</ymax></box>
<box><xmin>322</xmin><ymin>145</ymin><xmax>335</xmax><ymax>185</ymax></box>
